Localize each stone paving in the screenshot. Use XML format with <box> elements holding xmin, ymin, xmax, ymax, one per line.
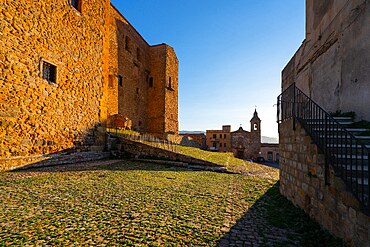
<box><xmin>217</xmin><ymin>202</ymin><xmax>300</xmax><ymax>247</ymax></box>
<box><xmin>217</xmin><ymin>166</ymin><xmax>300</xmax><ymax>247</ymax></box>
<box><xmin>3</xmin><ymin>159</ymin><xmax>341</xmax><ymax>246</ymax></box>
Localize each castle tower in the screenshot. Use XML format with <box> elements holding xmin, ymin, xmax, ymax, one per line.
<box><xmin>147</xmin><ymin>44</ymin><xmax>179</xmax><ymax>138</ymax></box>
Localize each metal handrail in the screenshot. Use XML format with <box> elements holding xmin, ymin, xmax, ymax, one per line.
<box><xmin>277</xmin><ymin>83</ymin><xmax>369</xmax><ymax>214</ymax></box>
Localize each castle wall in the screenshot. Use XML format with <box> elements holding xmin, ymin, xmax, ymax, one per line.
<box><xmin>282</xmin><ymin>0</ymin><xmax>370</xmax><ymax>121</ymax></box>
<box><xmin>108</xmin><ymin>5</ymin><xmax>153</xmax><ymax>132</ymax></box>
<box><xmin>0</xmin><ymin>1</ymin><xmax>179</xmax><ymax>170</ymax></box>
<box><xmin>147</xmin><ymin>45</ymin><xmax>166</xmax><ymax>136</ymax></box>
<box><xmin>164</xmin><ymin>46</ymin><xmax>179</xmax><ymax>135</ymax></box>
<box><xmin>279</xmin><ymin>119</ymin><xmax>369</xmax><ymax>247</ymax></box>
<box><xmin>0</xmin><ymin>0</ymin><xmax>110</xmax><ymax>168</ymax></box>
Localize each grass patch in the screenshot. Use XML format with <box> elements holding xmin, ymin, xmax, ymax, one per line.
<box><xmin>0</xmin><ymin>161</ymin><xmax>341</xmax><ymax>246</ymax></box>
<box><xmin>0</xmin><ymin>161</ymin><xmax>274</xmax><ymax>246</ymax></box>
<box><xmin>175</xmin><ymin>145</ymin><xmax>279</xmax><ymax>180</ymax></box>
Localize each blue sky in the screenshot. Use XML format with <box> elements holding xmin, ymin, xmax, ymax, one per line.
<box><xmin>110</xmin><ymin>1</ymin><xmax>305</xmax><ymax>138</ymax></box>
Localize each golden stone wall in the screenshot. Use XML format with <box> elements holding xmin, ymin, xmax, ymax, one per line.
<box><xmin>0</xmin><ymin>1</ymin><xmax>179</xmax><ymax>169</ymax></box>
<box><xmin>147</xmin><ymin>45</ymin><xmax>166</xmax><ymax>136</ymax></box>
<box><xmin>0</xmin><ymin>0</ymin><xmax>110</xmax><ymax>160</ymax></box>
<box><xmin>164</xmin><ymin>46</ymin><xmax>179</xmax><ymax>135</ymax></box>
<box><xmin>108</xmin><ymin>6</ymin><xmax>151</xmax><ymax>132</ymax></box>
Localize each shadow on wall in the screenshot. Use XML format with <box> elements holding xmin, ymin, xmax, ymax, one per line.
<box><xmin>217</xmin><ymin>182</ymin><xmax>344</xmax><ymax>247</ymax></box>
<box><xmin>1</xmin><ymin>122</ymin><xmax>110</xmax><ymax>171</ymax></box>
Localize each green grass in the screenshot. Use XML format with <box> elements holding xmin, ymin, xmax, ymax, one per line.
<box><xmin>175</xmin><ymin>145</ymin><xmax>279</xmax><ymax>180</ymax></box>
<box><xmin>0</xmin><ymin>161</ymin><xmax>341</xmax><ymax>246</ymax></box>
<box><xmin>329</xmin><ymin>110</ymin><xmax>355</xmax><ymax>118</ymax></box>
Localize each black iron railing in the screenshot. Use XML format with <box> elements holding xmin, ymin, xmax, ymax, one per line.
<box><xmin>277</xmin><ymin>83</ymin><xmax>369</xmax><ymax>214</ymax></box>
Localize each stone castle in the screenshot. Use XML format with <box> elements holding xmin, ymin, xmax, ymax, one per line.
<box><xmin>0</xmin><ymin>1</ymin><xmax>178</xmax><ymax>169</ymax></box>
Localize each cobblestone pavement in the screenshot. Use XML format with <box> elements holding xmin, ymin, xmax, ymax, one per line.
<box><xmin>216</xmin><ymin>166</ymin><xmax>301</xmax><ymax>247</ymax></box>
<box><xmin>217</xmin><ymin>202</ymin><xmax>300</xmax><ymax>247</ymax></box>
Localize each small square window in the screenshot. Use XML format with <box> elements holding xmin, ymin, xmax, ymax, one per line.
<box><xmin>42</xmin><ymin>61</ymin><xmax>57</xmax><ymax>84</ymax></box>
<box><xmin>71</xmin><ymin>0</ymin><xmax>81</xmax><ymax>12</ymax></box>
<box><xmin>213</xmin><ymin>134</ymin><xmax>216</xmax><ymax>138</ymax></box>
<box><xmin>125</xmin><ymin>36</ymin><xmax>132</xmax><ymax>52</ymax></box>
<box><xmin>224</xmin><ymin>134</ymin><xmax>226</xmax><ymax>139</ymax></box>
<box><xmin>108</xmin><ymin>75</ymin><xmax>114</xmax><ymax>88</ymax></box>
<box><xmin>118</xmin><ymin>75</ymin><xmax>123</xmax><ymax>87</ymax></box>
<box><xmin>220</xmin><ymin>143</ymin><xmax>222</xmax><ymax>147</ymax></box>
<box><xmin>219</xmin><ymin>134</ymin><xmax>222</xmax><ymax>138</ymax></box>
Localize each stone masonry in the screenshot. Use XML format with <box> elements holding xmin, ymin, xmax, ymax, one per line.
<box><xmin>279</xmin><ymin>119</ymin><xmax>369</xmax><ymax>247</ymax></box>
<box><xmin>0</xmin><ymin>1</ymin><xmax>179</xmax><ymax>170</ymax></box>
<box><xmin>282</xmin><ymin>0</ymin><xmax>370</xmax><ymax>122</ymax></box>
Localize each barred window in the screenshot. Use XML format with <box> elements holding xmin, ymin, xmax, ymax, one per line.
<box><xmin>42</xmin><ymin>61</ymin><xmax>57</xmax><ymax>84</ymax></box>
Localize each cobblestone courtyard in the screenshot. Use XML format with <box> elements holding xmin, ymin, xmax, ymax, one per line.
<box><xmin>0</xmin><ymin>160</ymin><xmax>342</xmax><ymax>246</ymax></box>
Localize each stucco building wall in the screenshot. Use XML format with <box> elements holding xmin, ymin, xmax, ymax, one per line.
<box><xmin>282</xmin><ymin>0</ymin><xmax>370</xmax><ymax>122</ymax></box>
<box><xmin>260</xmin><ymin>143</ymin><xmax>279</xmax><ymax>162</ymax></box>
<box><xmin>206</xmin><ymin>128</ymin><xmax>232</xmax><ymax>152</ymax></box>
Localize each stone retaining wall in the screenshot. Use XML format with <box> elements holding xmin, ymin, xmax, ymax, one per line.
<box><xmin>279</xmin><ymin>119</ymin><xmax>369</xmax><ymax>246</ymax></box>
<box><xmin>0</xmin><ymin>151</ymin><xmax>111</xmax><ymax>171</ymax></box>
<box><xmin>118</xmin><ymin>138</ymin><xmax>226</xmax><ymax>171</ymax></box>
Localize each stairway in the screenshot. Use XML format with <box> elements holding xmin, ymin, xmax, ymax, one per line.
<box><xmin>305</xmin><ymin>116</ymin><xmax>369</xmax><ymax>209</ymax></box>
<box><xmin>277</xmin><ymin>83</ymin><xmax>370</xmax><ymax>214</ymax></box>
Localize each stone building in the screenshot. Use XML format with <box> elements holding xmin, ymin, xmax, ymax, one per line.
<box><xmin>206</xmin><ymin>125</ymin><xmax>232</xmax><ymax>152</ymax></box>
<box><xmin>230</xmin><ymin>110</ymin><xmax>261</xmax><ymax>160</ymax></box>
<box><xmin>279</xmin><ymin>0</ymin><xmax>369</xmax><ymax>246</ymax></box>
<box><xmin>206</xmin><ymin>110</ymin><xmax>262</xmax><ymax>159</ymax></box>
<box><xmin>179</xmin><ymin>131</ymin><xmax>206</xmax><ymax>149</ymax></box>
<box><xmin>0</xmin><ymin>0</ymin><xmax>178</xmax><ymax>170</ymax></box>
<box><xmin>260</xmin><ymin>143</ymin><xmax>279</xmax><ymax>163</ymax></box>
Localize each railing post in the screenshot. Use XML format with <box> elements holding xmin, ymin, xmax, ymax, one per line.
<box><xmin>368</xmin><ymin>151</ymin><xmax>370</xmax><ymax>214</ymax></box>
<box><xmin>292</xmin><ymin>83</ymin><xmax>296</xmax><ymax>131</ymax></box>
<box><xmin>324</xmin><ymin>115</ymin><xmax>329</xmax><ymax>185</ymax></box>
<box><xmin>277</xmin><ymin>95</ymin><xmax>280</xmax><ymax>123</ymax></box>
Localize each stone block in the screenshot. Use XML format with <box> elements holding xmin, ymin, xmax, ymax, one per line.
<box><xmin>348</xmin><ymin>207</ymin><xmax>357</xmax><ymax>224</ymax></box>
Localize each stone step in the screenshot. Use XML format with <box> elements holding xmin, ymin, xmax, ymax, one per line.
<box><xmin>327</xmin><ymin>143</ymin><xmax>370</xmax><ymax>149</ymax></box>
<box><xmin>339</xmin><ymin>164</ymin><xmax>369</xmax><ymax>172</ymax></box>
<box><xmin>354</xmin><ymin>135</ymin><xmax>370</xmax><ymax>140</ymax></box>
<box><xmin>305</xmin><ymin>119</ymin><xmax>354</xmax><ymax>125</ymax></box>
<box><xmin>332</xmin><ymin>116</ymin><xmax>354</xmax><ymax>121</ymax></box>
<box><xmin>319</xmin><ymin>134</ymin><xmax>370</xmax><ymax>141</ymax></box>
<box><xmin>335</xmin><ymin>154</ymin><xmax>368</xmax><ymax>160</ymax></box>
<box><xmin>314</xmin><ymin>127</ymin><xmax>369</xmax><ymax>133</ymax></box>
<box><xmin>350</xmin><ymin>177</ymin><xmax>369</xmax><ymax>186</ymax></box>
